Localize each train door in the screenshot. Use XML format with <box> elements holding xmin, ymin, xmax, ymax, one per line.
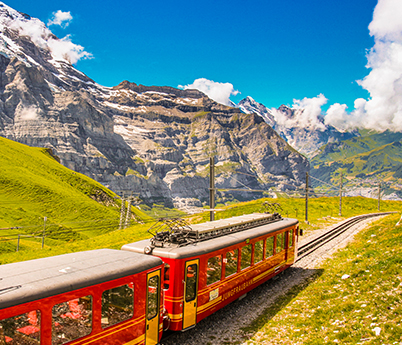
<box><xmin>183</xmin><ymin>259</ymin><xmax>199</xmax><ymax>330</ymax></box>
<box><xmin>146</xmin><ymin>270</ymin><xmax>161</xmax><ymax>345</ymax></box>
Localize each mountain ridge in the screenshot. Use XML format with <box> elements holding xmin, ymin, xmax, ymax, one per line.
<box><xmin>0</xmin><ymin>2</ymin><xmax>309</xmax><ymax>210</ymax></box>
<box><xmin>233</xmin><ymin>96</ymin><xmax>402</xmax><ymax>200</ymax></box>
<box><xmin>234</xmin><ymin>96</ymin><xmax>357</xmax><ymax>157</ymax></box>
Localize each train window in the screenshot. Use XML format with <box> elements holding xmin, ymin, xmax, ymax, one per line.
<box><xmin>207</xmin><ymin>255</ymin><xmax>222</xmax><ymax>285</ymax></box>
<box><xmin>147</xmin><ymin>276</ymin><xmax>160</xmax><ymax>320</ymax></box>
<box><xmin>254</xmin><ymin>240</ymin><xmax>263</xmax><ymax>263</ymax></box>
<box><xmin>164</xmin><ymin>263</ymin><xmax>170</xmax><ymax>290</ymax></box>
<box><xmin>265</xmin><ymin>237</ymin><xmax>274</xmax><ymax>258</ymax></box>
<box><xmin>52</xmin><ymin>296</ymin><xmax>92</xmax><ymax>344</ymax></box>
<box><xmin>276</xmin><ymin>232</ymin><xmax>285</xmax><ymax>253</ymax></box>
<box><xmin>185</xmin><ymin>264</ymin><xmax>198</xmax><ymax>302</ymax></box>
<box><xmin>0</xmin><ymin>310</ymin><xmax>41</xmax><ymax>344</ymax></box>
<box><xmin>101</xmin><ymin>283</ymin><xmax>134</xmax><ymax>328</ymax></box>
<box><xmin>225</xmin><ymin>249</ymin><xmax>238</xmax><ymax>277</ymax></box>
<box><xmin>289</xmin><ymin>229</ymin><xmax>294</xmax><ymax>247</ymax></box>
<box><xmin>240</xmin><ymin>244</ymin><xmax>252</xmax><ymax>270</ymax></box>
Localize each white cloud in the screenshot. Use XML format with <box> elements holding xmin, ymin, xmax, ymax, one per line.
<box><xmin>368</xmin><ymin>0</ymin><xmax>402</xmax><ymax>41</ymax></box>
<box><xmin>291</xmin><ymin>94</ymin><xmax>328</xmax><ymax>130</ymax></box>
<box><xmin>271</xmin><ymin>94</ymin><xmax>328</xmax><ymax>131</ymax></box>
<box><xmin>324</xmin><ymin>103</ymin><xmax>350</xmax><ymax>130</ymax></box>
<box><xmin>7</xmin><ymin>6</ymin><xmax>91</xmax><ymax>64</ymax></box>
<box><xmin>47</xmin><ymin>35</ymin><xmax>92</xmax><ymax>64</ymax></box>
<box><xmin>179</xmin><ymin>78</ymin><xmax>239</xmax><ymax>106</ymax></box>
<box><xmin>323</xmin><ymin>0</ymin><xmax>402</xmax><ymax>131</ymax></box>
<box><xmin>278</xmin><ymin>0</ymin><xmax>402</xmax><ymax>132</ymax></box>
<box><xmin>48</xmin><ymin>10</ymin><xmax>73</xmax><ymax>28</ymax></box>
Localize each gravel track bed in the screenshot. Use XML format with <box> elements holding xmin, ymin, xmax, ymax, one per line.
<box><xmin>160</xmin><ymin>217</ymin><xmax>381</xmax><ymax>345</ymax></box>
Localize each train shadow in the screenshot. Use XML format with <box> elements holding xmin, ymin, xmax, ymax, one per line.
<box><xmin>160</xmin><ymin>266</ymin><xmax>324</xmax><ymax>345</ymax></box>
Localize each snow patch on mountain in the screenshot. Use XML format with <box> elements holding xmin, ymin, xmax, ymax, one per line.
<box><xmin>237</xmin><ymin>96</ymin><xmax>275</xmax><ymax>127</ymax></box>
<box><xmin>235</xmin><ymin>97</ymin><xmax>357</xmax><ymax>157</ymax></box>
<box><xmin>0</xmin><ymin>2</ymin><xmax>91</xmax><ymax>65</ymax></box>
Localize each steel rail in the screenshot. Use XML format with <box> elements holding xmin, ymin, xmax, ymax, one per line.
<box><xmin>296</xmin><ymin>212</ymin><xmax>397</xmax><ymax>262</ymax></box>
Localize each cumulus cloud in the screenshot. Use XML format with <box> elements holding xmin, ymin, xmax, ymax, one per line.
<box><xmin>322</xmin><ymin>0</ymin><xmax>402</xmax><ymax>131</ymax></box>
<box><xmin>47</xmin><ymin>35</ymin><xmax>91</xmax><ymax>64</ymax></box>
<box><xmin>7</xmin><ymin>5</ymin><xmax>91</xmax><ymax>64</ymax></box>
<box><xmin>48</xmin><ymin>10</ymin><xmax>73</xmax><ymax>28</ymax></box>
<box><xmin>179</xmin><ymin>78</ymin><xmax>239</xmax><ymax>106</ymax></box>
<box><xmin>279</xmin><ymin>0</ymin><xmax>402</xmax><ymax>132</ymax></box>
<box><xmin>291</xmin><ymin>94</ymin><xmax>328</xmax><ymax>130</ymax></box>
<box><xmin>368</xmin><ymin>0</ymin><xmax>402</xmax><ymax>41</ymax></box>
<box><xmin>270</xmin><ymin>94</ymin><xmax>328</xmax><ymax>131</ymax></box>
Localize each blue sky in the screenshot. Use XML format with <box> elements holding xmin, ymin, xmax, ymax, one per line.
<box><xmin>8</xmin><ymin>0</ymin><xmax>378</xmax><ymax>110</ymax></box>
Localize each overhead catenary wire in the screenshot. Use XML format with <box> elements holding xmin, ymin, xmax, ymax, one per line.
<box><xmin>308</xmin><ymin>175</ymin><xmax>339</xmax><ymax>191</ymax></box>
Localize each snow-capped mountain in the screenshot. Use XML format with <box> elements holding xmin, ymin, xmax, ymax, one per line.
<box><xmin>236</xmin><ymin>97</ymin><xmax>357</xmax><ymax>157</ymax></box>
<box><xmin>0</xmin><ymin>3</ymin><xmax>97</xmax><ymax>91</ymax></box>
<box><xmin>0</xmin><ymin>2</ymin><xmax>309</xmax><ymax>209</ymax></box>
<box><xmin>237</xmin><ymin>96</ymin><xmax>275</xmax><ymax>127</ymax></box>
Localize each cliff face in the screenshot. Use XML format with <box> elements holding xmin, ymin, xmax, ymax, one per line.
<box><xmin>0</xmin><ymin>4</ymin><xmax>309</xmax><ymax>209</ymax></box>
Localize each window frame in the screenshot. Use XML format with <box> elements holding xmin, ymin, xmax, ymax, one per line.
<box><xmin>101</xmin><ymin>282</ymin><xmax>134</xmax><ymax>329</ymax></box>
<box><xmin>289</xmin><ymin>229</ymin><xmax>294</xmax><ymax>248</ymax></box>
<box><xmin>276</xmin><ymin>232</ymin><xmax>285</xmax><ymax>254</ymax></box>
<box><xmin>147</xmin><ymin>275</ymin><xmax>160</xmax><ymax>320</ymax></box>
<box><xmin>265</xmin><ymin>236</ymin><xmax>275</xmax><ymax>258</ymax></box>
<box><xmin>240</xmin><ymin>244</ymin><xmax>252</xmax><ymax>270</ymax></box>
<box><xmin>52</xmin><ymin>295</ymin><xmax>93</xmax><ymax>345</ymax></box>
<box><xmin>206</xmin><ymin>255</ymin><xmax>222</xmax><ymax>286</ymax></box>
<box><xmin>253</xmin><ymin>240</ymin><xmax>264</xmax><ymax>264</ymax></box>
<box><xmin>224</xmin><ymin>249</ymin><xmax>239</xmax><ymax>278</ymax></box>
<box><xmin>0</xmin><ymin>310</ymin><xmax>41</xmax><ymax>344</ymax></box>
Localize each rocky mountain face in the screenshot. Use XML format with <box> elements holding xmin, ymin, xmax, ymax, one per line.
<box><xmin>237</xmin><ymin>96</ymin><xmax>275</xmax><ymax>127</ymax></box>
<box><xmin>237</xmin><ymin>97</ymin><xmax>357</xmax><ymax>158</ymax></box>
<box><xmin>0</xmin><ymin>3</ymin><xmax>309</xmax><ymax>210</ymax></box>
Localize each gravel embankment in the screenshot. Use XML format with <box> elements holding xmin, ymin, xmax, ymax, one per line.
<box><xmin>160</xmin><ymin>217</ymin><xmax>380</xmax><ymax>345</ymax></box>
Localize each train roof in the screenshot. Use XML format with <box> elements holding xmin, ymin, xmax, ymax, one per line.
<box><xmin>0</xmin><ymin>249</ymin><xmax>162</xmax><ymax>310</ymax></box>
<box><xmin>122</xmin><ymin>217</ymin><xmax>298</xmax><ymax>259</ymax></box>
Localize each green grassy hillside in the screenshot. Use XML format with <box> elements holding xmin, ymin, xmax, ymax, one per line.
<box><xmin>0</xmin><ymin>136</ymin><xmax>150</xmax><ymax>245</ymax></box>
<box><xmin>312</xmin><ymin>141</ymin><xmax>402</xmax><ymax>180</ymax></box>
<box><xmin>312</xmin><ymin>130</ymin><xmax>402</xmax><ymax>164</ymax></box>
<box><xmin>310</xmin><ymin>131</ymin><xmax>402</xmax><ymax>198</ymax></box>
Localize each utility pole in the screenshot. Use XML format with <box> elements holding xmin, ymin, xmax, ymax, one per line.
<box><xmin>117</xmin><ymin>191</ymin><xmax>140</xmax><ymax>229</ymax></box>
<box><xmin>42</xmin><ymin>216</ymin><xmax>47</xmax><ymax>248</ymax></box>
<box><xmin>378</xmin><ymin>181</ymin><xmax>381</xmax><ymax>211</ymax></box>
<box><xmin>119</xmin><ymin>192</ymin><xmax>126</xmax><ymax>230</ymax></box>
<box><xmin>124</xmin><ymin>195</ymin><xmax>140</xmax><ymax>228</ymax></box>
<box><xmin>339</xmin><ymin>172</ymin><xmax>343</xmax><ymax>216</ymax></box>
<box><xmin>305</xmin><ymin>172</ymin><xmax>309</xmax><ymax>224</ymax></box>
<box><xmin>209</xmin><ymin>156</ymin><xmax>215</xmax><ymax>221</ymax></box>
<box><xmin>124</xmin><ymin>197</ymin><xmax>133</xmax><ymax>229</ymax></box>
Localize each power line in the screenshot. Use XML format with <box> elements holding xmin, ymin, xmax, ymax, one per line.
<box><xmin>309</xmin><ymin>175</ymin><xmax>339</xmax><ymax>190</ymax></box>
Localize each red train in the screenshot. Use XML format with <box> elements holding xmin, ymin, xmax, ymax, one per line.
<box><xmin>0</xmin><ymin>212</ymin><xmax>299</xmax><ymax>345</ymax></box>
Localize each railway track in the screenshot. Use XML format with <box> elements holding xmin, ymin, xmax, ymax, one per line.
<box><xmin>161</xmin><ymin>212</ymin><xmax>397</xmax><ymax>345</ymax></box>
<box><xmin>296</xmin><ymin>212</ymin><xmax>396</xmax><ymax>262</ymax></box>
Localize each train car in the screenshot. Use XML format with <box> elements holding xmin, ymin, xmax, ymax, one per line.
<box><xmin>0</xmin><ymin>249</ymin><xmax>164</xmax><ymax>345</ymax></box>
<box><xmin>122</xmin><ymin>213</ymin><xmax>299</xmax><ymax>332</ymax></box>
